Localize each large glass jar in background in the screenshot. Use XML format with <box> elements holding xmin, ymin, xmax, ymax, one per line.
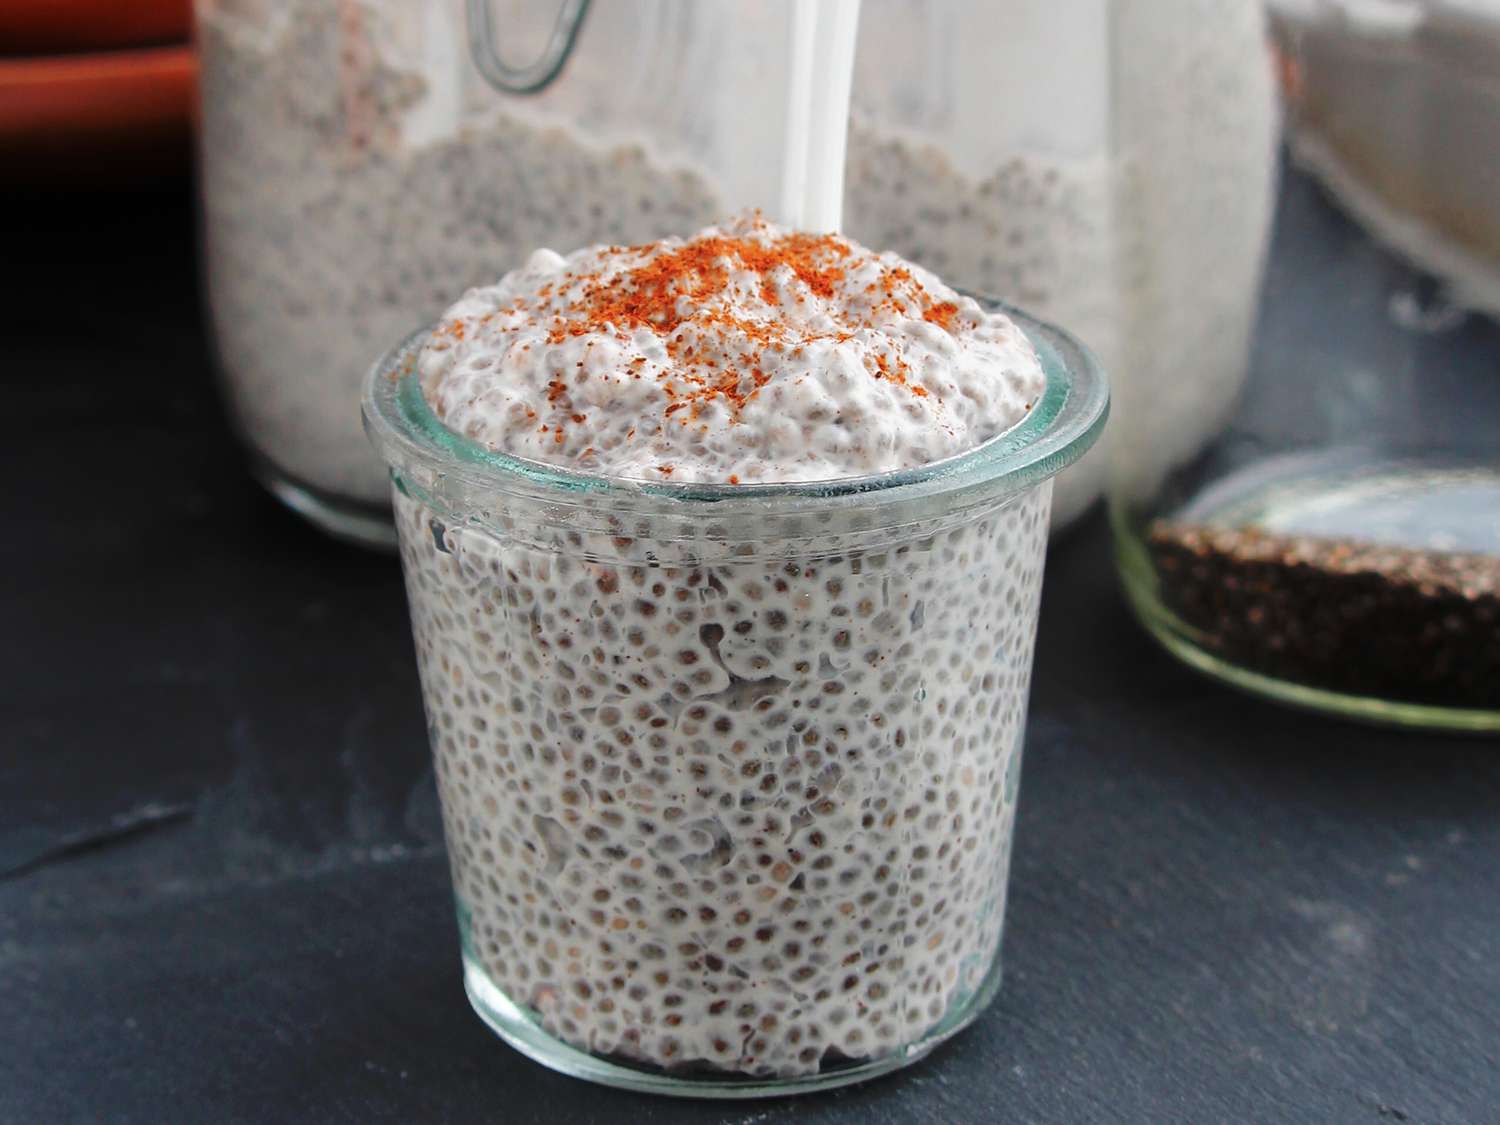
<box><xmin>1113</xmin><ymin>1</ymin><xmax>1500</xmax><ymax>732</ymax></box>
<box><xmin>197</xmin><ymin>0</ymin><xmax>1277</xmax><ymax>546</ymax></box>
<box><xmin>845</xmin><ymin>0</ymin><xmax>1280</xmax><ymax>528</ymax></box>
<box><xmin>195</xmin><ymin>0</ymin><xmax>795</xmax><ymax>545</ymax></box>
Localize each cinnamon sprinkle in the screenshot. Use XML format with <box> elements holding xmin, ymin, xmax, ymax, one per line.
<box><xmin>520</xmin><ymin>225</ymin><xmax>950</xmax><ymax>423</ymax></box>
<box><xmin>923</xmin><ymin>301</ymin><xmax>959</xmax><ymax>332</ymax></box>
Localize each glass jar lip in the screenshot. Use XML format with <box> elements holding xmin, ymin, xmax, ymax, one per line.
<box><xmin>361</xmin><ymin>295</ymin><xmax>1109</xmax><ymax>511</ymax></box>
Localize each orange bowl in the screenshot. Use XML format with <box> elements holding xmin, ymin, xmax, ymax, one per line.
<box><xmin>0</xmin><ymin>0</ymin><xmax>191</xmax><ymax>55</ymax></box>
<box><xmin>0</xmin><ymin>45</ymin><xmax>196</xmax><ymax>184</ymax></box>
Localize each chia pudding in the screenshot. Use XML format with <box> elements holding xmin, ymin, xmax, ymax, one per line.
<box><xmin>365</xmin><ymin>218</ymin><xmax>1108</xmax><ymax>1087</ymax></box>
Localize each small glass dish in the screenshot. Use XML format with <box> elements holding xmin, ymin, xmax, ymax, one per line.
<box><xmin>1112</xmin><ymin>9</ymin><xmax>1500</xmax><ymax>735</ymax></box>
<box><xmin>362</xmin><ymin>299</ymin><xmax>1107</xmax><ymax>1096</ymax></box>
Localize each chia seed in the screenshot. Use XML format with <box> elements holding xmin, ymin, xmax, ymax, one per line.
<box><xmin>401</xmin><ymin>488</ymin><xmax>1050</xmax><ymax>1077</ymax></box>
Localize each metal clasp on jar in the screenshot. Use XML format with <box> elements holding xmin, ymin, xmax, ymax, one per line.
<box><xmin>466</xmin><ymin>0</ymin><xmax>592</xmax><ymax>95</ymax></box>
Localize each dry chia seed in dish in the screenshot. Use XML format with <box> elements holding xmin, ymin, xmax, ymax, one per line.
<box><xmin>1148</xmin><ymin>522</ymin><xmax>1500</xmax><ymax>708</ymax></box>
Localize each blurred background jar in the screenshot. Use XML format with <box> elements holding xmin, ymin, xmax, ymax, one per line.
<box><xmin>1112</xmin><ymin>0</ymin><xmax>1500</xmax><ymax>731</ymax></box>
<box><xmin>845</xmin><ymin>0</ymin><xmax>1280</xmax><ymax>529</ymax></box>
<box><xmin>194</xmin><ymin>0</ymin><xmax>800</xmax><ymax>545</ymax></box>
<box><xmin>195</xmin><ymin>0</ymin><xmax>1279</xmax><ymax>546</ymax></box>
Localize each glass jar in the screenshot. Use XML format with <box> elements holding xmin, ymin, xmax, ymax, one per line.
<box><xmin>844</xmin><ymin>0</ymin><xmax>1279</xmax><ymax>529</ymax></box>
<box><xmin>1112</xmin><ymin>2</ymin><xmax>1500</xmax><ymax>732</ymax></box>
<box><xmin>360</xmin><ymin>302</ymin><xmax>1107</xmax><ymax>1095</ymax></box>
<box><xmin>195</xmin><ymin>0</ymin><xmax>795</xmax><ymax>545</ymax></box>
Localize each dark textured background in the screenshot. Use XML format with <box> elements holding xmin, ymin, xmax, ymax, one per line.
<box><xmin>3</xmin><ymin>170</ymin><xmax>1497</xmax><ymax>1125</ymax></box>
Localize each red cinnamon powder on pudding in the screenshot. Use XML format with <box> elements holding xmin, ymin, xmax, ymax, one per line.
<box><xmin>512</xmin><ymin>226</ymin><xmax>957</xmax><ymax>424</ymax></box>
<box><xmin>557</xmin><ymin>232</ymin><xmax>851</xmax><ymax>338</ymax></box>
<box><xmin>923</xmin><ymin>302</ymin><xmax>959</xmax><ymax>332</ymax></box>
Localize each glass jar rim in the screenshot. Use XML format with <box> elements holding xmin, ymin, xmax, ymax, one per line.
<box><xmin>361</xmin><ymin>295</ymin><xmax>1109</xmax><ymax>515</ymax></box>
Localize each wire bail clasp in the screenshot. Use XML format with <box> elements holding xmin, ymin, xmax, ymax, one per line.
<box><xmin>466</xmin><ymin>0</ymin><xmax>592</xmax><ymax>95</ymax></box>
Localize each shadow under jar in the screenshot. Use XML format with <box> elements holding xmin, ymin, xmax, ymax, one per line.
<box><xmin>361</xmin><ymin>302</ymin><xmax>1107</xmax><ymax>1096</ymax></box>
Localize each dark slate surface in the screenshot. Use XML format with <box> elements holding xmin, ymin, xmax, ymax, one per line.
<box><xmin>3</xmin><ymin>174</ymin><xmax>1497</xmax><ymax>1125</ymax></box>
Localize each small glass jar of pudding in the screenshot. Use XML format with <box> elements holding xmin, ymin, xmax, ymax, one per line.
<box><xmin>362</xmin><ymin>220</ymin><xmax>1107</xmax><ymax>1093</ymax></box>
